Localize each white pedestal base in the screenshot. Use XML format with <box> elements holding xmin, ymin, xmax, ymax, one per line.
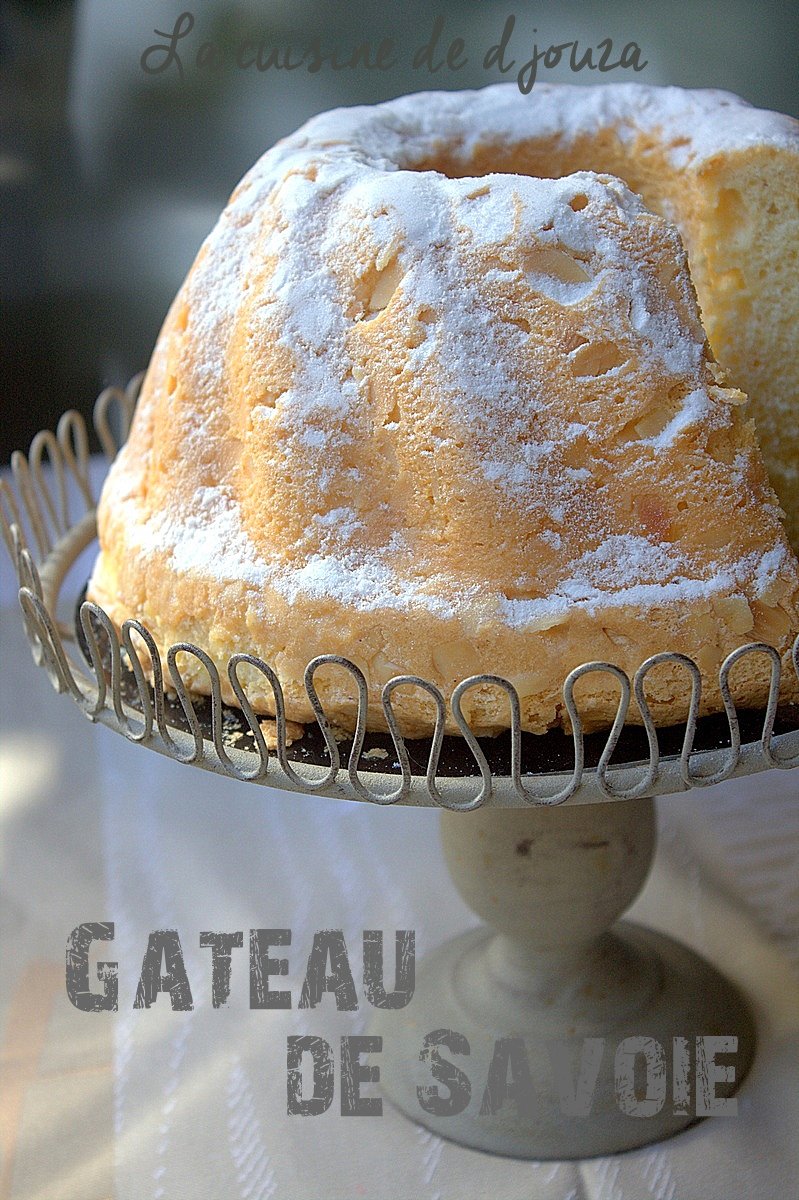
<box><xmin>372</xmin><ymin>800</ymin><xmax>756</xmax><ymax>1159</ymax></box>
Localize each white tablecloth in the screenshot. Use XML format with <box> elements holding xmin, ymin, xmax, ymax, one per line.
<box><xmin>1</xmin><ymin>585</ymin><xmax>798</xmax><ymax>1199</ymax></box>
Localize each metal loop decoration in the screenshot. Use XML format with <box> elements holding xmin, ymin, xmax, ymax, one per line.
<box><xmin>634</xmin><ymin>652</ymin><xmax>702</xmax><ymax>793</ymax></box>
<box><xmin>0</xmin><ymin>477</ymin><xmax>25</xmax><ymax>562</ymax></box>
<box><xmin>76</xmin><ymin>602</ymin><xmax>111</xmax><ymax>716</ymax></box>
<box><xmin>164</xmin><ymin>643</ymin><xmax>214</xmax><ymax>764</ymax></box>
<box><xmin>29</xmin><ymin>429</ymin><xmax>68</xmax><ymax>548</ymax></box>
<box><xmin>17</xmin><ymin>586</ymin><xmax>67</xmax><ymax>693</ymax></box>
<box><xmin>588</xmin><ymin>664</ymin><xmax>637</xmax><ymax>800</ymax></box>
<box><xmin>448</xmin><ymin>677</ymin><xmax>499</xmax><ymax>809</ymax></box>
<box><xmin>93</xmin><ymin>374</ymin><xmax>142</xmax><ymax>462</ymax></box>
<box><xmin>626</xmin><ymin>655</ymin><xmax>671</xmax><ymax>797</ymax></box>
<box><xmin>682</xmin><ymin>649</ymin><xmax>743</xmax><ymax>788</ymax></box>
<box><xmin>18</xmin><ymin>586</ymin><xmax>101</xmax><ymax>713</ymax></box>
<box><xmin>223</xmin><ymin>655</ymin><xmax>274</xmax><ymax>782</ymax></box>
<box><xmin>232</xmin><ymin>654</ymin><xmax>301</xmax><ymax>784</ymax></box>
<box><xmin>382</xmin><ymin>677</ymin><xmax>446</xmax><ymax>805</ymax></box>
<box><xmin>299</xmin><ymin>656</ymin><xmax>351</xmax><ymax>793</ymax></box>
<box><xmin>119</xmin><ymin>621</ymin><xmax>155</xmax><ymax>742</ymax></box>
<box><xmin>732</xmin><ymin>642</ymin><xmax>790</xmax><ymax>770</ymax></box>
<box><xmin>638</xmin><ymin>653</ymin><xmax>705</xmax><ymax>788</ymax></box>
<box><xmin>464</xmin><ymin>675</ymin><xmax>572</xmax><ymax>807</ymax></box>
<box><xmin>338</xmin><ymin>654</ymin><xmax>395</xmax><ymax>803</ymax></box>
<box><xmin>16</xmin><ymin>539</ymin><xmax>42</xmax><ymax>602</ymax></box>
<box><xmin>10</xmin><ymin>451</ymin><xmax>50</xmax><ymax>560</ymax></box>
<box><xmin>2</xmin><ymin>392</ymin><xmax>799</xmax><ymax>806</ymax></box>
<box><xmin>173</xmin><ymin>643</ymin><xmax>270</xmax><ymax>780</ymax></box>
<box><xmin>13</xmin><ymin>539</ymin><xmax>46</xmax><ymax>666</ymax></box>
<box><xmin>57</xmin><ymin>410</ymin><xmax>94</xmax><ymax>512</ymax></box>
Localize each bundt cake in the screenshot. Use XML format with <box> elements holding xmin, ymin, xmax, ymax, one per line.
<box><xmin>89</xmin><ymin>83</ymin><xmax>799</xmax><ymax>738</ymax></box>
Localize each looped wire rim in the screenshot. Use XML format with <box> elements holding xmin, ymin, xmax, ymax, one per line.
<box><xmin>3</xmin><ymin>385</ymin><xmax>798</xmax><ymax>808</ymax></box>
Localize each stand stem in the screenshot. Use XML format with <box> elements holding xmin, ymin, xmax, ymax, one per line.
<box><xmin>373</xmin><ymin>797</ymin><xmax>756</xmax><ymax>1158</ymax></box>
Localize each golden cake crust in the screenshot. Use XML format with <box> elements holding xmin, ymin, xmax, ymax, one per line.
<box><xmin>89</xmin><ymin>84</ymin><xmax>799</xmax><ymax>737</ymax></box>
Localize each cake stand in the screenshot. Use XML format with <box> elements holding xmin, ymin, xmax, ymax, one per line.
<box><xmin>2</xmin><ymin>382</ymin><xmax>798</xmax><ymax>1160</ymax></box>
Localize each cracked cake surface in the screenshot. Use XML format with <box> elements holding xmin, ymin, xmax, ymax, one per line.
<box><xmin>89</xmin><ymin>83</ymin><xmax>799</xmax><ymax>736</ymax></box>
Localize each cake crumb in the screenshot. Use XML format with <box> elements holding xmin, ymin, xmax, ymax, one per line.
<box><xmin>330</xmin><ymin>724</ymin><xmax>354</xmax><ymax>743</ymax></box>
<box><xmin>258</xmin><ymin>718</ymin><xmax>305</xmax><ymax>749</ymax></box>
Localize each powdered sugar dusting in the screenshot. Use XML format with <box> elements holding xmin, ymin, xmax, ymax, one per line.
<box><xmin>98</xmin><ymin>82</ymin><xmax>798</xmax><ymax>641</ymax></box>
<box><xmin>645</xmin><ymin>389</ymin><xmax>712</xmax><ymax>448</ymax></box>
<box><xmin>301</xmin><ymin>82</ymin><xmax>798</xmax><ymax>174</ymax></box>
<box><xmin>113</xmin><ymin>476</ymin><xmax>790</xmax><ymax>630</ymax></box>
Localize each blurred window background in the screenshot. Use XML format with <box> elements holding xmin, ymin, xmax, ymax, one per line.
<box><xmin>1</xmin><ymin>0</ymin><xmax>797</xmax><ymax>461</ymax></box>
